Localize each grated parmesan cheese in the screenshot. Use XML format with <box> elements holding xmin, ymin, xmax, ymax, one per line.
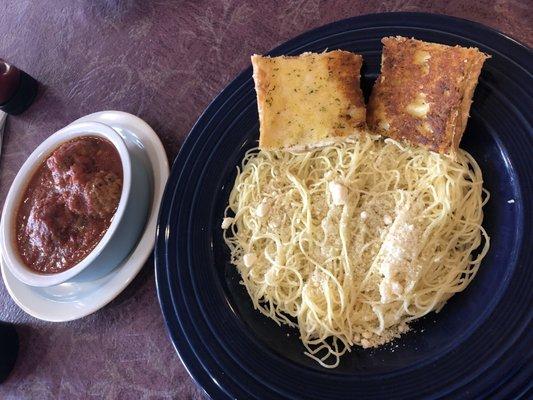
<box><xmin>255</xmin><ymin>200</ymin><xmax>270</xmax><ymax>218</ymax></box>
<box><xmin>328</xmin><ymin>181</ymin><xmax>348</xmax><ymax>206</ymax></box>
<box><xmin>243</xmin><ymin>253</ymin><xmax>257</xmax><ymax>268</ymax></box>
<box><xmin>377</xmin><ymin>203</ymin><xmax>422</xmax><ymax>303</ymax></box>
<box><xmin>221</xmin><ymin>217</ymin><xmax>233</xmax><ymax>229</ymax></box>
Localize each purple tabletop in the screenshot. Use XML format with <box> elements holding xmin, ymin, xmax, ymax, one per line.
<box><xmin>0</xmin><ymin>1</ymin><xmax>531</xmax><ymax>399</ymax></box>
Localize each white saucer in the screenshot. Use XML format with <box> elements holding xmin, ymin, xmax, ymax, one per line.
<box><xmin>0</xmin><ymin>111</ymin><xmax>169</xmax><ymax>322</ymax></box>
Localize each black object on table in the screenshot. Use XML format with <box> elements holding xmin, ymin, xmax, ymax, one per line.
<box><xmin>0</xmin><ymin>321</ymin><xmax>18</xmax><ymax>383</ymax></box>
<box><xmin>0</xmin><ymin>59</ymin><xmax>38</xmax><ymax>115</ymax></box>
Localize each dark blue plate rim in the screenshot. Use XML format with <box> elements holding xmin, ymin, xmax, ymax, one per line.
<box><xmin>156</xmin><ymin>12</ymin><xmax>533</xmax><ymax>400</ymax></box>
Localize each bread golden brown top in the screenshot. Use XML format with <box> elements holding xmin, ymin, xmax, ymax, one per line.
<box><xmin>367</xmin><ymin>36</ymin><xmax>489</xmax><ymax>156</ymax></box>
<box><xmin>252</xmin><ymin>51</ymin><xmax>366</xmax><ymax>150</ymax></box>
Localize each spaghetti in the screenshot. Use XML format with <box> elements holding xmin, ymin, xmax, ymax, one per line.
<box><xmin>222</xmin><ymin>133</ymin><xmax>489</xmax><ymax>368</ymax></box>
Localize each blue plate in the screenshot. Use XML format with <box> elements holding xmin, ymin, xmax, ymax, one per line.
<box><xmin>155</xmin><ymin>13</ymin><xmax>532</xmax><ymax>399</ymax></box>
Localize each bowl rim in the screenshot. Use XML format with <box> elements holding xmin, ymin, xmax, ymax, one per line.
<box><xmin>0</xmin><ymin>120</ymin><xmax>132</xmax><ymax>287</ymax></box>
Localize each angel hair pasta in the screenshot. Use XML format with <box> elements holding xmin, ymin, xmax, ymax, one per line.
<box><xmin>222</xmin><ymin>133</ymin><xmax>489</xmax><ymax>368</ymax></box>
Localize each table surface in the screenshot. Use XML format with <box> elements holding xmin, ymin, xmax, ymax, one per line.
<box><xmin>0</xmin><ymin>1</ymin><xmax>531</xmax><ymax>399</ymax></box>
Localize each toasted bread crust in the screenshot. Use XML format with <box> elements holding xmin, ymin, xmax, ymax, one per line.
<box><xmin>367</xmin><ymin>36</ymin><xmax>489</xmax><ymax>156</ymax></box>
<box><xmin>252</xmin><ymin>51</ymin><xmax>366</xmax><ymax>150</ymax></box>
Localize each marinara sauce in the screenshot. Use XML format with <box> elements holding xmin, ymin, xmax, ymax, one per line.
<box><xmin>15</xmin><ymin>137</ymin><xmax>123</xmax><ymax>274</ymax></box>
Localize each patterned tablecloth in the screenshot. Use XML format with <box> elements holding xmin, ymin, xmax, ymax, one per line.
<box><xmin>0</xmin><ymin>1</ymin><xmax>531</xmax><ymax>398</ymax></box>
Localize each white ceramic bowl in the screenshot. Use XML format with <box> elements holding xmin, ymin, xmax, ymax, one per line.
<box><xmin>1</xmin><ymin>121</ymin><xmax>148</xmax><ymax>287</ymax></box>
